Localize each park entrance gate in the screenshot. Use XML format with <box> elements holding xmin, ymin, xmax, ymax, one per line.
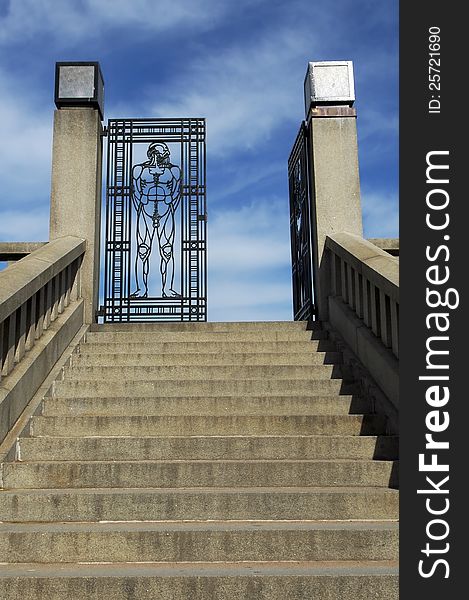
<box><xmin>102</xmin><ymin>118</ymin><xmax>207</xmax><ymax>322</ymax></box>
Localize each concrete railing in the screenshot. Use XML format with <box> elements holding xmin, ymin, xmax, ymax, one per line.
<box><xmin>0</xmin><ymin>237</ymin><xmax>85</xmax><ymax>380</ymax></box>
<box><xmin>367</xmin><ymin>238</ymin><xmax>399</xmax><ymax>258</ymax></box>
<box><xmin>0</xmin><ymin>236</ymin><xmax>86</xmax><ymax>444</ymax></box>
<box><xmin>324</xmin><ymin>232</ymin><xmax>399</xmax><ymax>430</ymax></box>
<box><xmin>326</xmin><ymin>232</ymin><xmax>399</xmax><ymax>358</ymax></box>
<box><xmin>0</xmin><ymin>242</ymin><xmax>47</xmax><ymax>263</ymax></box>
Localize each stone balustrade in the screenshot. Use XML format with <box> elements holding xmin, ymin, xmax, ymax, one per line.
<box><xmin>0</xmin><ymin>236</ymin><xmax>86</xmax><ymax>444</ymax></box>
<box><xmin>324</xmin><ymin>232</ymin><xmax>399</xmax><ymax>431</ymax></box>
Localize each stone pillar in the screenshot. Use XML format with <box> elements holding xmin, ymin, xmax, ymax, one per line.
<box><xmin>304</xmin><ymin>61</ymin><xmax>363</xmax><ymax>320</ymax></box>
<box><xmin>49</xmin><ymin>108</ymin><xmax>103</xmax><ymax>324</ymax></box>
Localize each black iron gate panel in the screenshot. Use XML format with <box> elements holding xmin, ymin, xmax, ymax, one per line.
<box><xmin>103</xmin><ymin>118</ymin><xmax>206</xmax><ymax>322</ymax></box>
<box><xmin>288</xmin><ymin>122</ymin><xmax>314</xmax><ymax>321</ymax></box>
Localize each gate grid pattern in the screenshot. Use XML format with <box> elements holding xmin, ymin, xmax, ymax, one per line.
<box><xmin>103</xmin><ymin>118</ymin><xmax>206</xmax><ymax>322</ymax></box>
<box><xmin>288</xmin><ymin>122</ymin><xmax>315</xmax><ymax>321</ymax></box>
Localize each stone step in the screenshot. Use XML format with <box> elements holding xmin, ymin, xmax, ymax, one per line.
<box><xmin>41</xmin><ymin>395</ymin><xmax>369</xmax><ymax>417</ymax></box>
<box><xmin>0</xmin><ymin>521</ymin><xmax>398</xmax><ymax>563</ymax></box>
<box><xmin>0</xmin><ymin>487</ymin><xmax>399</xmax><ymax>522</ymax></box>
<box><xmin>2</xmin><ymin>459</ymin><xmax>398</xmax><ymax>489</ymax></box>
<box><xmin>16</xmin><ymin>435</ymin><xmax>399</xmax><ymax>462</ymax></box>
<box><xmin>40</xmin><ymin>394</ymin><xmax>369</xmax><ymax>416</ymax></box>
<box><xmin>52</xmin><ymin>378</ymin><xmax>357</xmax><ymax>398</ymax></box>
<box><xmin>30</xmin><ymin>414</ymin><xmax>386</xmax><ymax>437</ymax></box>
<box><xmin>61</xmin><ymin>364</ymin><xmax>343</xmax><ymax>381</ymax></box>
<box><xmin>77</xmin><ymin>339</ymin><xmax>338</xmax><ymax>354</ymax></box>
<box><xmin>91</xmin><ymin>321</ymin><xmax>317</xmax><ymax>332</ymax></box>
<box><xmin>84</xmin><ymin>330</ymin><xmax>328</xmax><ymax>343</ymax></box>
<box><xmin>72</xmin><ymin>351</ymin><xmax>342</xmax><ymax>366</ymax></box>
<box><xmin>0</xmin><ymin>561</ymin><xmax>399</xmax><ymax>600</ymax></box>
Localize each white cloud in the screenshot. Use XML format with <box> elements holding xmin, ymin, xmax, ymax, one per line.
<box><xmin>358</xmin><ymin>107</ymin><xmax>398</xmax><ymax>143</ymax></box>
<box><xmin>207</xmin><ymin>196</ymin><xmax>293</xmax><ymax>320</ymax></box>
<box><xmin>210</xmin><ymin>160</ymin><xmax>286</xmax><ymax>203</ymax></box>
<box><xmin>0</xmin><ymin>0</ymin><xmax>253</xmax><ymax>45</ymax></box>
<box><xmin>208</xmin><ymin>278</ymin><xmax>292</xmax><ymax>322</ymax></box>
<box><xmin>209</xmin><ymin>305</ymin><xmax>292</xmax><ymax>322</ymax></box>
<box><xmin>209</xmin><ymin>197</ymin><xmax>290</xmax><ymax>273</ymax></box>
<box><xmin>0</xmin><ymin>0</ymin><xmax>398</xmax><ymax>325</ymax></box>
<box><xmin>149</xmin><ymin>28</ymin><xmax>310</xmax><ymax>157</ymax></box>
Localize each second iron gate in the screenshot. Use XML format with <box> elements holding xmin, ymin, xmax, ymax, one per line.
<box><xmin>288</xmin><ymin>121</ymin><xmax>315</xmax><ymax>321</ymax></box>
<box><xmin>102</xmin><ymin>118</ymin><xmax>207</xmax><ymax>322</ymax></box>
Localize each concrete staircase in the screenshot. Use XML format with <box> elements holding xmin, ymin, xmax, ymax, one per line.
<box><xmin>0</xmin><ymin>321</ymin><xmax>399</xmax><ymax>598</ymax></box>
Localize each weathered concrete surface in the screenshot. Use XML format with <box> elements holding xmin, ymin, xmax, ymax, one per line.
<box><xmin>54</xmin><ymin>363</ymin><xmax>343</xmax><ymax>381</ymax></box>
<box><xmin>368</xmin><ymin>238</ymin><xmax>399</xmax><ymax>257</ymax></box>
<box><xmin>0</xmin><ymin>521</ymin><xmax>398</xmax><ymax>563</ymax></box>
<box><xmin>90</xmin><ymin>320</ymin><xmax>321</xmax><ymax>332</ymax></box>
<box><xmin>84</xmin><ymin>329</ymin><xmax>329</xmax><ymax>343</ymax></box>
<box><xmin>0</xmin><ymin>324</ymin><xmax>89</xmax><ymax>464</ymax></box>
<box><xmin>29</xmin><ymin>414</ymin><xmax>385</xmax><ymax>437</ymax></box>
<box><xmin>0</xmin><ymin>299</ymin><xmax>84</xmax><ymax>445</ymax></box>
<box><xmin>41</xmin><ymin>394</ymin><xmax>369</xmax><ymax>416</ymax></box>
<box><xmin>49</xmin><ymin>108</ymin><xmax>102</xmax><ymax>324</ymax></box>
<box><xmin>0</xmin><ymin>563</ymin><xmax>399</xmax><ymax>600</ymax></box>
<box><xmin>0</xmin><ymin>237</ymin><xmax>85</xmax><ymax>324</ymax></box>
<box><xmin>17</xmin><ymin>434</ymin><xmax>398</xmax><ymax>461</ymax></box>
<box><xmin>0</xmin><ymin>321</ymin><xmax>398</xmax><ymax>597</ymax></box>
<box><xmin>50</xmin><ymin>377</ymin><xmax>357</xmax><ymax>398</ymax></box>
<box><xmin>79</xmin><ymin>339</ymin><xmax>338</xmax><ymax>354</ymax></box>
<box><xmin>328</xmin><ymin>296</ymin><xmax>398</xmax><ymax>421</ymax></box>
<box><xmin>69</xmin><ymin>349</ymin><xmax>342</xmax><ymax>366</ymax></box>
<box><xmin>307</xmin><ymin>112</ymin><xmax>363</xmax><ymax>319</ymax></box>
<box><xmin>0</xmin><ymin>242</ymin><xmax>47</xmax><ymax>262</ymax></box>
<box><xmin>0</xmin><ymin>487</ymin><xmax>399</xmax><ymax>522</ymax></box>
<box><xmin>327</xmin><ymin>232</ymin><xmax>398</xmax><ymax>299</ymax></box>
<box><xmin>3</xmin><ymin>459</ymin><xmax>397</xmax><ymax>489</ymax></box>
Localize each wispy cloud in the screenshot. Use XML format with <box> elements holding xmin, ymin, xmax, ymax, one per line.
<box><xmin>0</xmin><ymin>0</ymin><xmax>398</xmax><ymax>323</ymax></box>
<box><xmin>0</xmin><ymin>0</ymin><xmax>238</xmax><ymax>45</ymax></box>
<box><xmin>148</xmin><ymin>28</ymin><xmax>311</xmax><ymax>157</ymax></box>
<box><xmin>209</xmin><ymin>197</ymin><xmax>291</xmax><ymax>273</ymax></box>
<box><xmin>207</xmin><ymin>196</ymin><xmax>292</xmax><ymax>320</ymax></box>
<box><xmin>208</xmin><ymin>279</ymin><xmax>292</xmax><ymax>322</ymax></box>
<box><xmin>362</xmin><ymin>190</ymin><xmax>399</xmax><ymax>238</ymax></box>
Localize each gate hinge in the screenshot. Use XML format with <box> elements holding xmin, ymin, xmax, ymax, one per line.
<box><xmin>198</xmin><ymin>214</ymin><xmax>208</xmax><ymax>222</ymax></box>
<box><xmin>101</xmin><ymin>126</ymin><xmax>108</xmax><ymax>137</ymax></box>
<box><xmin>96</xmin><ymin>305</ymin><xmax>105</xmax><ymax>319</ymax></box>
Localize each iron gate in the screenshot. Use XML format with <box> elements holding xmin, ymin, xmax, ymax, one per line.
<box><xmin>288</xmin><ymin>122</ymin><xmax>315</xmax><ymax>321</ymax></box>
<box><xmin>102</xmin><ymin>118</ymin><xmax>207</xmax><ymax>322</ymax></box>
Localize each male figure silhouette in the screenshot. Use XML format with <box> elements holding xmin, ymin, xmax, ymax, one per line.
<box><xmin>130</xmin><ymin>142</ymin><xmax>181</xmax><ymax>298</ymax></box>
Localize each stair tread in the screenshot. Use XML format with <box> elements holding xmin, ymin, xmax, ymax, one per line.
<box><xmin>1</xmin><ymin>319</ymin><xmax>399</xmax><ymax>592</ymax></box>
<box><xmin>0</xmin><ymin>485</ymin><xmax>399</xmax><ymax>494</ymax></box>
<box><xmin>8</xmin><ymin>458</ymin><xmax>396</xmax><ymax>465</ymax></box>
<box><xmin>0</xmin><ymin>560</ymin><xmax>399</xmax><ymax>578</ymax></box>
<box><xmin>0</xmin><ymin>520</ymin><xmax>398</xmax><ymax>532</ymax></box>
<box><xmin>45</xmin><ymin>394</ymin><xmax>358</xmax><ymax>399</ymax></box>
<box><xmin>32</xmin><ymin>414</ymin><xmax>377</xmax><ymax>419</ymax></box>
<box><xmin>17</xmin><ymin>434</ymin><xmax>397</xmax><ymax>440</ymax></box>
<box><xmin>78</xmin><ymin>342</ymin><xmax>338</xmax><ymax>353</ymax></box>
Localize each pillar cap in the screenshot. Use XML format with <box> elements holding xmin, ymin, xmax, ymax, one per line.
<box><xmin>304</xmin><ymin>61</ymin><xmax>355</xmax><ymax>116</ymax></box>
<box><xmin>55</xmin><ymin>62</ymin><xmax>104</xmax><ymax>120</ymax></box>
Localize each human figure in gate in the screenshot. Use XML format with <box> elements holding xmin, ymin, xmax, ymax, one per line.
<box><xmin>130</xmin><ymin>142</ymin><xmax>181</xmax><ymax>298</ymax></box>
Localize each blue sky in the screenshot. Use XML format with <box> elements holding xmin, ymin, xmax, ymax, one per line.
<box><xmin>0</xmin><ymin>0</ymin><xmax>398</xmax><ymax>321</ymax></box>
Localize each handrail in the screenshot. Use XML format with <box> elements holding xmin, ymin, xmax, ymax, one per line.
<box><xmin>367</xmin><ymin>238</ymin><xmax>399</xmax><ymax>257</ymax></box>
<box><xmin>325</xmin><ymin>232</ymin><xmax>399</xmax><ymax>358</ymax></box>
<box><xmin>0</xmin><ymin>242</ymin><xmax>47</xmax><ymax>262</ymax></box>
<box><xmin>0</xmin><ymin>236</ymin><xmax>85</xmax><ymax>382</ymax></box>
